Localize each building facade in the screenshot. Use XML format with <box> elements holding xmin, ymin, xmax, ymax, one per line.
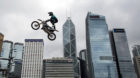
<box><xmin>14</xmin><ymin>60</ymin><xmax>22</xmax><ymax>78</ymax></box>
<box><xmin>0</xmin><ymin>33</ymin><xmax>4</xmax><ymax>55</ymax></box>
<box><xmin>11</xmin><ymin>43</ymin><xmax>24</xmax><ymax>72</ymax></box>
<box><xmin>13</xmin><ymin>43</ymin><xmax>24</xmax><ymax>60</ymax></box>
<box><xmin>21</xmin><ymin>39</ymin><xmax>44</xmax><ymax>78</ymax></box>
<box><xmin>86</xmin><ymin>12</ymin><xmax>118</xmax><ymax>78</ymax></box>
<box><xmin>133</xmin><ymin>45</ymin><xmax>140</xmax><ymax>56</ymax></box>
<box><xmin>63</xmin><ymin>17</ymin><xmax>79</xmax><ymax>77</ymax></box>
<box><xmin>111</xmin><ymin>28</ymin><xmax>137</xmax><ymax>78</ymax></box>
<box><xmin>43</xmin><ymin>58</ymin><xmax>74</xmax><ymax>78</ymax></box>
<box><xmin>0</xmin><ymin>40</ymin><xmax>13</xmax><ymax>69</ymax></box>
<box><xmin>132</xmin><ymin>45</ymin><xmax>140</xmax><ymax>78</ymax></box>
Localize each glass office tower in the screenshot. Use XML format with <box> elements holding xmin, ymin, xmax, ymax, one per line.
<box><xmin>112</xmin><ymin>29</ymin><xmax>137</xmax><ymax>78</ymax></box>
<box><xmin>132</xmin><ymin>45</ymin><xmax>140</xmax><ymax>78</ymax></box>
<box><xmin>63</xmin><ymin>17</ymin><xmax>77</xmax><ymax>58</ymax></box>
<box><xmin>0</xmin><ymin>40</ymin><xmax>13</xmax><ymax>69</ymax></box>
<box><xmin>86</xmin><ymin>12</ymin><xmax>118</xmax><ymax>78</ymax></box>
<box><xmin>63</xmin><ymin>17</ymin><xmax>79</xmax><ymax>78</ymax></box>
<box><xmin>11</xmin><ymin>42</ymin><xmax>24</xmax><ymax>72</ymax></box>
<box><xmin>13</xmin><ymin>43</ymin><xmax>24</xmax><ymax>60</ymax></box>
<box><xmin>133</xmin><ymin>45</ymin><xmax>140</xmax><ymax>56</ymax></box>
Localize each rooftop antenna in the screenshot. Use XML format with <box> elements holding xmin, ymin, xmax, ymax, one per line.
<box><xmin>66</xmin><ymin>8</ymin><xmax>68</xmax><ymax>19</ymax></box>
<box><xmin>70</xmin><ymin>8</ymin><xmax>71</xmax><ymax>19</ymax></box>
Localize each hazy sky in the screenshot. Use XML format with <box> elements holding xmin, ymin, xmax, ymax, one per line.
<box><xmin>0</xmin><ymin>0</ymin><xmax>140</xmax><ymax>58</ymax></box>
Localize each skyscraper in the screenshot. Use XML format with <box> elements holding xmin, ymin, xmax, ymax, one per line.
<box><xmin>13</xmin><ymin>43</ymin><xmax>24</xmax><ymax>60</ymax></box>
<box><xmin>133</xmin><ymin>45</ymin><xmax>140</xmax><ymax>56</ymax></box>
<box><xmin>63</xmin><ymin>17</ymin><xmax>79</xmax><ymax>77</ymax></box>
<box><xmin>0</xmin><ymin>40</ymin><xmax>13</xmax><ymax>69</ymax></box>
<box><xmin>132</xmin><ymin>45</ymin><xmax>140</xmax><ymax>78</ymax></box>
<box><xmin>0</xmin><ymin>33</ymin><xmax>4</xmax><ymax>55</ymax></box>
<box><xmin>11</xmin><ymin>42</ymin><xmax>24</xmax><ymax>72</ymax></box>
<box><xmin>14</xmin><ymin>60</ymin><xmax>22</xmax><ymax>78</ymax></box>
<box><xmin>111</xmin><ymin>28</ymin><xmax>137</xmax><ymax>78</ymax></box>
<box><xmin>43</xmin><ymin>57</ymin><xmax>74</xmax><ymax>78</ymax></box>
<box><xmin>86</xmin><ymin>12</ymin><xmax>118</xmax><ymax>78</ymax></box>
<box><xmin>63</xmin><ymin>17</ymin><xmax>77</xmax><ymax>58</ymax></box>
<box><xmin>21</xmin><ymin>39</ymin><xmax>44</xmax><ymax>78</ymax></box>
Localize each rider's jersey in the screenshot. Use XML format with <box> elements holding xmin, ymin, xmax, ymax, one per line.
<box><xmin>50</xmin><ymin>15</ymin><xmax>58</xmax><ymax>23</ymax></box>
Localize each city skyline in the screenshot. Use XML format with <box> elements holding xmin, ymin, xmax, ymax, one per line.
<box><xmin>0</xmin><ymin>0</ymin><xmax>140</xmax><ymax>59</ymax></box>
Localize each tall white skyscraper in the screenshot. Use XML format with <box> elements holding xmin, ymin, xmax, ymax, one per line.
<box><xmin>21</xmin><ymin>39</ymin><xmax>44</xmax><ymax>78</ymax></box>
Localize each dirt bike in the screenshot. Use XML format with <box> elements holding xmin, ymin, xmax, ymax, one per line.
<box><xmin>31</xmin><ymin>19</ymin><xmax>58</xmax><ymax>41</ymax></box>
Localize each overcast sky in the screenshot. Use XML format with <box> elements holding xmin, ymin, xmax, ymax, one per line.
<box><xmin>0</xmin><ymin>0</ymin><xmax>140</xmax><ymax>59</ymax></box>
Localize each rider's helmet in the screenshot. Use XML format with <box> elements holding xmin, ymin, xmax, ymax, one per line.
<box><xmin>48</xmin><ymin>12</ymin><xmax>53</xmax><ymax>16</ymax></box>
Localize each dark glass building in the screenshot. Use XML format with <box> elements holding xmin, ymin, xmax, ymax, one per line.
<box><xmin>111</xmin><ymin>28</ymin><xmax>137</xmax><ymax>78</ymax></box>
<box><xmin>63</xmin><ymin>17</ymin><xmax>79</xmax><ymax>78</ymax></box>
<box><xmin>86</xmin><ymin>12</ymin><xmax>118</xmax><ymax>78</ymax></box>
<box><xmin>79</xmin><ymin>49</ymin><xmax>87</xmax><ymax>61</ymax></box>
<box><xmin>79</xmin><ymin>49</ymin><xmax>88</xmax><ymax>78</ymax></box>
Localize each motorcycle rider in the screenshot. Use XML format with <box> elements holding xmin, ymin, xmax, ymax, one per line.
<box><xmin>45</xmin><ymin>12</ymin><xmax>58</xmax><ymax>30</ymax></box>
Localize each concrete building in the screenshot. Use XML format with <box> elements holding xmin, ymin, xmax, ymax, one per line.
<box><xmin>43</xmin><ymin>57</ymin><xmax>74</xmax><ymax>78</ymax></box>
<box><xmin>63</xmin><ymin>17</ymin><xmax>79</xmax><ymax>78</ymax></box>
<box><xmin>86</xmin><ymin>12</ymin><xmax>118</xmax><ymax>78</ymax></box>
<box><xmin>132</xmin><ymin>45</ymin><xmax>140</xmax><ymax>78</ymax></box>
<box><xmin>111</xmin><ymin>28</ymin><xmax>137</xmax><ymax>78</ymax></box>
<box><xmin>0</xmin><ymin>33</ymin><xmax>4</xmax><ymax>56</ymax></box>
<box><xmin>21</xmin><ymin>39</ymin><xmax>44</xmax><ymax>78</ymax></box>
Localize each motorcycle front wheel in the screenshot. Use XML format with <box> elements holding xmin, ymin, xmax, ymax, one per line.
<box><xmin>48</xmin><ymin>33</ymin><xmax>56</xmax><ymax>41</ymax></box>
<box><xmin>31</xmin><ymin>21</ymin><xmax>40</xmax><ymax>30</ymax></box>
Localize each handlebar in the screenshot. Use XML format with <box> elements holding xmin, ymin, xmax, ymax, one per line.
<box><xmin>37</xmin><ymin>19</ymin><xmax>42</xmax><ymax>22</ymax></box>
